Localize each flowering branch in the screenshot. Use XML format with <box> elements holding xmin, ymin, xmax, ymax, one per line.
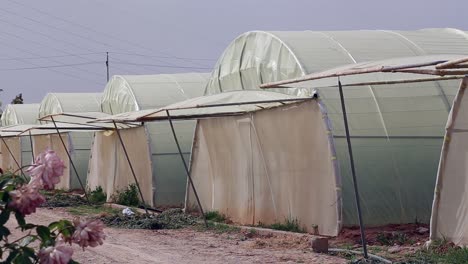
<box><xmin>0</xmin><ymin>149</ymin><xmax>106</xmax><ymax>263</ymax></box>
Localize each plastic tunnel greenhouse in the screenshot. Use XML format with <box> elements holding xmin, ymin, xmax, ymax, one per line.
<box><xmin>0</xmin><ymin>103</ymin><xmax>39</xmax><ymax>171</ymax></box>
<box><xmin>205</xmin><ymin>28</ymin><xmax>468</xmax><ymax>227</ymax></box>
<box><xmin>91</xmin><ymin>90</ymin><xmax>341</xmax><ymax>236</ymax></box>
<box><xmin>38</xmin><ymin>93</ymin><xmax>102</xmax><ymax>190</ymax></box>
<box><xmin>89</xmin><ymin>73</ymin><xmax>209</xmax><ymax>207</ymax></box>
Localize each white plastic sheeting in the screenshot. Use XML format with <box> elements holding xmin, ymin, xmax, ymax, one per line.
<box><xmin>0</xmin><ymin>104</ymin><xmax>39</xmax><ymax>170</ymax></box>
<box><xmin>186</xmin><ymin>98</ymin><xmax>340</xmax><ymax>235</ymax></box>
<box><xmin>38</xmin><ymin>93</ymin><xmax>102</xmax><ymax>190</ymax></box>
<box><xmin>88</xmin><ymin>127</ymin><xmax>153</xmax><ymax>206</ymax></box>
<box><xmin>94</xmin><ymin>73</ymin><xmax>209</xmax><ymax>206</ymax></box>
<box><xmin>430</xmin><ymin>77</ymin><xmax>468</xmax><ymax>245</ymax></box>
<box><xmin>0</xmin><ymin>137</ymin><xmax>21</xmax><ymax>172</ymax></box>
<box><xmin>207</xmin><ymin>29</ymin><xmax>468</xmax><ymax>95</ymax></box>
<box><xmin>260</xmin><ymin>54</ymin><xmax>467</xmax><ymax>89</ymax></box>
<box><xmin>0</xmin><ymin>119</ymin><xmax>132</xmax><ymax>191</ymax></box>
<box><xmin>1</xmin><ymin>104</ymin><xmax>40</xmax><ymax>126</ymax></box>
<box><xmin>205</xmin><ymin>29</ymin><xmax>468</xmax><ymax>226</ymax></box>
<box><xmin>94</xmin><ymin>90</ymin><xmax>315</xmax><ymax>122</ymax></box>
<box><xmin>101</xmin><ymin>74</ymin><xmax>209</xmax><ymax>113</ymax></box>
<box><xmin>39</xmin><ymin>93</ymin><xmax>102</xmax><ymax>118</ymax></box>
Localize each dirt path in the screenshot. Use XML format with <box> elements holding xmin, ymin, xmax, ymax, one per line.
<box><xmin>7</xmin><ymin>208</ymin><xmax>346</xmax><ymax>264</ymax></box>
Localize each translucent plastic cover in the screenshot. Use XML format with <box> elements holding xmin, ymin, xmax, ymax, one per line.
<box><xmin>187</xmin><ymin>100</ymin><xmax>340</xmax><ymax>235</ymax></box>
<box><xmin>205</xmin><ymin>29</ymin><xmax>468</xmax><ymax>226</ymax></box>
<box><xmin>431</xmin><ymin>78</ymin><xmax>468</xmax><ymax>245</ymax></box>
<box><xmin>94</xmin><ymin>90</ymin><xmax>310</xmax><ymax>123</ymax></box>
<box><xmin>96</xmin><ymin>73</ymin><xmax>209</xmax><ymax>206</ymax></box>
<box><xmin>1</xmin><ymin>104</ymin><xmax>40</xmax><ymax>126</ymax></box>
<box><xmin>38</xmin><ymin>93</ymin><xmax>102</xmax><ymax>190</ymax></box>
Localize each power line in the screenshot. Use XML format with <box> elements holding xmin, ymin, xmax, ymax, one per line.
<box><xmin>0</xmin><ymin>7</ymin><xmax>112</xmax><ymax>50</ymax></box>
<box><xmin>0</xmin><ymin>52</ymin><xmax>104</xmax><ymax>61</ymax></box>
<box><xmin>0</xmin><ymin>2</ymin><xmax>213</xmax><ymax>79</ymax></box>
<box><xmin>109</xmin><ymin>51</ymin><xmax>217</xmax><ymax>62</ymax></box>
<box><xmin>0</xmin><ymin>21</ymin><xmax>136</xmax><ymax>77</ymax></box>
<box><xmin>0</xmin><ymin>6</ymin><xmax>216</xmax><ymax>63</ymax></box>
<box><xmin>0</xmin><ymin>17</ymin><xmax>102</xmax><ymax>58</ymax></box>
<box><xmin>0</xmin><ymin>21</ymin><xmax>104</xmax><ymax>78</ymax></box>
<box><xmin>4</xmin><ymin>0</ymin><xmax>211</xmax><ymax>69</ymax></box>
<box><xmin>0</xmin><ymin>38</ymin><xmax>103</xmax><ymax>85</ymax></box>
<box><xmin>0</xmin><ymin>62</ymin><xmax>102</xmax><ymax>71</ymax></box>
<box><xmin>0</xmin><ymin>8</ymin><xmax>143</xmax><ymax>75</ymax></box>
<box><xmin>112</xmin><ymin>60</ymin><xmax>212</xmax><ymax>70</ymax></box>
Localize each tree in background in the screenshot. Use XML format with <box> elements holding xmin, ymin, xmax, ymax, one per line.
<box><xmin>11</xmin><ymin>93</ymin><xmax>23</xmax><ymax>104</ymax></box>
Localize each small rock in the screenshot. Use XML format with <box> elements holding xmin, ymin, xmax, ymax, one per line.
<box><xmin>388</xmin><ymin>245</ymin><xmax>402</xmax><ymax>253</ymax></box>
<box><xmin>310</xmin><ymin>237</ymin><xmax>328</xmax><ymax>253</ymax></box>
<box><xmin>416</xmin><ymin>227</ymin><xmax>429</xmax><ymax>234</ymax></box>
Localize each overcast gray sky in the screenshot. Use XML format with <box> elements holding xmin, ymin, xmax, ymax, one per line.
<box><xmin>0</xmin><ymin>0</ymin><xmax>467</xmax><ymax>105</ymax></box>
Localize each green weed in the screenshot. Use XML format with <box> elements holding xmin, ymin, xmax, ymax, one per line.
<box><xmin>112</xmin><ymin>184</ymin><xmax>140</xmax><ymax>207</ymax></box>
<box><xmin>396</xmin><ymin>239</ymin><xmax>468</xmax><ymax>264</ymax></box>
<box><xmin>197</xmin><ymin>222</ymin><xmax>240</xmax><ymax>234</ymax></box>
<box><xmin>204</xmin><ymin>211</ymin><xmax>226</xmax><ymax>222</ymax></box>
<box><xmin>88</xmin><ymin>186</ymin><xmax>106</xmax><ymax>204</ymax></box>
<box><xmin>376</xmin><ymin>231</ymin><xmax>410</xmax><ymax>246</ymax></box>
<box><xmin>67</xmin><ymin>205</ymin><xmax>120</xmax><ymax>216</ymax></box>
<box><xmin>258</xmin><ymin>218</ymin><xmax>306</xmax><ymax>233</ymax></box>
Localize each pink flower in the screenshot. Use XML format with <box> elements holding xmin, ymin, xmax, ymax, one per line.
<box><xmin>27</xmin><ymin>149</ymin><xmax>66</xmax><ymax>190</ymax></box>
<box><xmin>38</xmin><ymin>243</ymin><xmax>73</xmax><ymax>264</ymax></box>
<box><xmin>72</xmin><ymin>218</ymin><xmax>106</xmax><ymax>248</ymax></box>
<box><xmin>8</xmin><ymin>183</ymin><xmax>45</xmax><ymax>215</ymax></box>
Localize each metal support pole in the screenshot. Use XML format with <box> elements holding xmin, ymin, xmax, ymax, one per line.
<box><xmin>166</xmin><ymin>110</ymin><xmax>208</xmax><ymax>227</ymax></box>
<box><xmin>28</xmin><ymin>131</ymin><xmax>35</xmax><ymax>161</ymax></box>
<box><xmin>1</xmin><ymin>137</ymin><xmax>24</xmax><ymax>176</ymax></box>
<box><xmin>50</xmin><ymin>117</ymin><xmax>89</xmax><ymax>203</ymax></box>
<box><xmin>338</xmin><ymin>79</ymin><xmax>368</xmax><ymax>259</ymax></box>
<box><xmin>112</xmin><ymin>121</ymin><xmax>149</xmax><ymax>215</ymax></box>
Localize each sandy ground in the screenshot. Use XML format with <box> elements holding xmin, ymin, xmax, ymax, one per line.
<box><xmin>6</xmin><ymin>208</ymin><xmax>346</xmax><ymax>264</ymax></box>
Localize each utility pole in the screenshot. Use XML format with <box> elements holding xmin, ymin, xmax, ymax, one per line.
<box><xmin>106</xmin><ymin>52</ymin><xmax>109</xmax><ymax>82</ymax></box>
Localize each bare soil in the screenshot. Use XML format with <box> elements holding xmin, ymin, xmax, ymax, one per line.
<box><xmin>330</xmin><ymin>224</ymin><xmax>431</xmax><ymax>262</ymax></box>
<box><xmin>331</xmin><ymin>224</ymin><xmax>429</xmax><ymax>247</ymax></box>
<box><xmin>7</xmin><ymin>208</ymin><xmax>346</xmax><ymax>264</ymax></box>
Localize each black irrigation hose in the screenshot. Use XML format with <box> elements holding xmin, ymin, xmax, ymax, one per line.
<box><xmin>138</xmin><ymin>206</ymin><xmax>162</xmax><ymax>213</ymax></box>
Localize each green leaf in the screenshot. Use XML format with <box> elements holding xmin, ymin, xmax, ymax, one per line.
<box><xmin>17</xmin><ymin>247</ymin><xmax>35</xmax><ymax>264</ymax></box>
<box><xmin>36</xmin><ymin>226</ymin><xmax>51</xmax><ymax>243</ymax></box>
<box><xmin>12</xmin><ymin>252</ymin><xmax>33</xmax><ymax>264</ymax></box>
<box><xmin>14</xmin><ymin>212</ymin><xmax>25</xmax><ymax>228</ymax></box>
<box><xmin>0</xmin><ymin>177</ymin><xmax>12</xmax><ymax>190</ymax></box>
<box><xmin>68</xmin><ymin>259</ymin><xmax>80</xmax><ymax>264</ymax></box>
<box><xmin>48</xmin><ymin>221</ymin><xmax>60</xmax><ymax>231</ymax></box>
<box><xmin>0</xmin><ymin>226</ymin><xmax>11</xmax><ymax>240</ymax></box>
<box><xmin>4</xmin><ymin>249</ymin><xmax>19</xmax><ymax>263</ymax></box>
<box><xmin>0</xmin><ymin>210</ymin><xmax>11</xmax><ymax>226</ymax></box>
<box><xmin>0</xmin><ymin>192</ymin><xmax>10</xmax><ymax>203</ymax></box>
<box><xmin>22</xmin><ymin>247</ymin><xmax>35</xmax><ymax>257</ymax></box>
<box><xmin>57</xmin><ymin>220</ymin><xmax>75</xmax><ymax>238</ymax></box>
